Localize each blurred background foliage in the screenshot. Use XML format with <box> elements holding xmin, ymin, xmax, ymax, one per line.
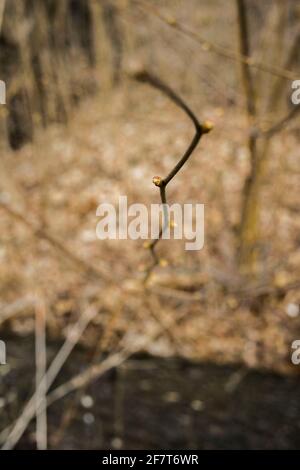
<box><xmin>0</xmin><ymin>0</ymin><xmax>300</xmax><ymax>450</ymax></box>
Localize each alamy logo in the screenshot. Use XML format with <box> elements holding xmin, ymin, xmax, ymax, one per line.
<box><xmin>0</xmin><ymin>80</ymin><xmax>6</xmax><ymax>105</ymax></box>
<box><xmin>0</xmin><ymin>340</ymin><xmax>6</xmax><ymax>365</ymax></box>
<box><xmin>291</xmin><ymin>340</ymin><xmax>300</xmax><ymax>365</ymax></box>
<box><xmin>291</xmin><ymin>80</ymin><xmax>300</xmax><ymax>105</ymax></box>
<box><xmin>96</xmin><ymin>196</ymin><xmax>205</xmax><ymax>251</ymax></box>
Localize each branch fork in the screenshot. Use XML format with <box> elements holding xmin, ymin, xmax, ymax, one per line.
<box><xmin>130</xmin><ymin>69</ymin><xmax>213</xmax><ymax>281</ymax></box>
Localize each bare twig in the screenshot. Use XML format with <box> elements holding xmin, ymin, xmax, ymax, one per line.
<box><xmin>0</xmin><ymin>199</ymin><xmax>109</xmax><ymax>282</ymax></box>
<box><xmin>233</xmin><ymin>279</ymin><xmax>300</xmax><ymax>299</ymax></box>
<box><xmin>5</xmin><ymin>306</ymin><xmax>186</xmax><ymax>433</ymax></box>
<box><xmin>0</xmin><ymin>296</ymin><xmax>35</xmax><ymax>326</ymax></box>
<box><xmin>267</xmin><ymin>30</ymin><xmax>300</xmax><ymax>112</ymax></box>
<box><xmin>2</xmin><ymin>305</ymin><xmax>98</xmax><ymax>450</ymax></box>
<box><xmin>236</xmin><ymin>0</ymin><xmax>260</xmax><ymax>270</ymax></box>
<box><xmin>0</xmin><ymin>196</ymin><xmax>186</xmax><ymax>366</ymax></box>
<box><xmin>134</xmin><ymin>0</ymin><xmax>298</xmax><ymax>82</ymax></box>
<box><xmin>35</xmin><ymin>297</ymin><xmax>47</xmax><ymax>450</ymax></box>
<box><xmin>236</xmin><ymin>0</ymin><xmax>256</xmax><ymax>119</ymax></box>
<box><xmin>150</xmin><ymin>285</ymin><xmax>202</xmax><ymax>302</ymax></box>
<box><xmin>46</xmin><ymin>347</ymin><xmax>134</xmax><ymax>411</ymax></box>
<box><xmin>262</xmin><ymin>105</ymin><xmax>300</xmax><ymax>139</ymax></box>
<box><xmin>131</xmin><ymin>70</ymin><xmax>213</xmax><ymax>281</ymax></box>
<box><xmin>235</xmin><ymin>0</ymin><xmax>299</xmax><ymax>271</ymax></box>
<box><xmin>0</xmin><ymin>0</ymin><xmax>6</xmax><ymax>32</ymax></box>
<box><xmin>1</xmin><ymin>295</ymin><xmax>191</xmax><ymax>448</ymax></box>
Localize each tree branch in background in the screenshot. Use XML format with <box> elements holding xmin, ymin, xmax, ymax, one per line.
<box><xmin>263</xmin><ymin>104</ymin><xmax>300</xmax><ymax>139</ymax></box>
<box><xmin>0</xmin><ymin>198</ymin><xmax>109</xmax><ymax>282</ymax></box>
<box><xmin>236</xmin><ymin>0</ymin><xmax>260</xmax><ymax>271</ymax></box>
<box><xmin>267</xmin><ymin>30</ymin><xmax>300</xmax><ymax>114</ymax></box>
<box><xmin>2</xmin><ymin>305</ymin><xmax>98</xmax><ymax>450</ymax></box>
<box><xmin>236</xmin><ymin>0</ymin><xmax>256</xmax><ymax>119</ymax></box>
<box><xmin>35</xmin><ymin>297</ymin><xmax>47</xmax><ymax>450</ymax></box>
<box><xmin>0</xmin><ymin>0</ymin><xmax>6</xmax><ymax>32</ymax></box>
<box><xmin>134</xmin><ymin>0</ymin><xmax>298</xmax><ymax>82</ymax></box>
<box><xmin>236</xmin><ymin>0</ymin><xmax>300</xmax><ymax>273</ymax></box>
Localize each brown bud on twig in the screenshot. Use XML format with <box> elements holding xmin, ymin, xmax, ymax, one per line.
<box><xmin>166</xmin><ymin>16</ymin><xmax>177</xmax><ymax>26</ymax></box>
<box><xmin>201</xmin><ymin>120</ymin><xmax>214</xmax><ymax>134</ymax></box>
<box><xmin>133</xmin><ymin>70</ymin><xmax>213</xmax><ymax>284</ymax></box>
<box><xmin>152</xmin><ymin>176</ymin><xmax>163</xmax><ymax>187</ymax></box>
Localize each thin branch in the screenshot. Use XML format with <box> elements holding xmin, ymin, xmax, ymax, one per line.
<box><xmin>134</xmin><ymin>0</ymin><xmax>298</xmax><ymax>82</ymax></box>
<box><xmin>1</xmin><ymin>302</ymin><xmax>187</xmax><ymax>443</ymax></box>
<box><xmin>2</xmin><ymin>305</ymin><xmax>98</xmax><ymax>450</ymax></box>
<box><xmin>131</xmin><ymin>69</ymin><xmax>213</xmax><ymax>281</ymax></box>
<box><xmin>236</xmin><ymin>0</ymin><xmax>256</xmax><ymax>119</ymax></box>
<box><xmin>267</xmin><ymin>30</ymin><xmax>300</xmax><ymax>112</ymax></box>
<box><xmin>0</xmin><ymin>0</ymin><xmax>6</xmax><ymax>33</ymax></box>
<box><xmin>46</xmin><ymin>348</ymin><xmax>134</xmax><ymax>409</ymax></box>
<box><xmin>35</xmin><ymin>297</ymin><xmax>47</xmax><ymax>450</ymax></box>
<box><xmin>262</xmin><ymin>105</ymin><xmax>300</xmax><ymax>139</ymax></box>
<box><xmin>0</xmin><ymin>296</ymin><xmax>35</xmax><ymax>326</ymax></box>
<box><xmin>236</xmin><ymin>0</ymin><xmax>261</xmax><ymax>269</ymax></box>
<box><xmin>0</xmin><ymin>199</ymin><xmax>109</xmax><ymax>282</ymax></box>
<box><xmin>1</xmin><ymin>317</ymin><xmax>163</xmax><ymax>448</ymax></box>
<box><xmin>0</xmin><ymin>196</ymin><xmax>184</xmax><ymax>366</ymax></box>
<box><xmin>234</xmin><ymin>279</ymin><xmax>300</xmax><ymax>299</ymax></box>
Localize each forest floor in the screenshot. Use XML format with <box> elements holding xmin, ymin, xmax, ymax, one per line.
<box><xmin>2</xmin><ymin>337</ymin><xmax>300</xmax><ymax>449</ymax></box>
<box><xmin>0</xmin><ymin>81</ymin><xmax>300</xmax><ymax>377</ymax></box>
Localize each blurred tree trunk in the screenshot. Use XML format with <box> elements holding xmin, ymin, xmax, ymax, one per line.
<box><xmin>102</xmin><ymin>0</ymin><xmax>123</xmax><ymax>85</ymax></box>
<box><xmin>236</xmin><ymin>0</ymin><xmax>258</xmax><ymax>273</ymax></box>
<box><xmin>0</xmin><ymin>0</ymin><xmax>121</xmax><ymax>151</ymax></box>
<box><xmin>237</xmin><ymin>0</ymin><xmax>300</xmax><ymax>275</ymax></box>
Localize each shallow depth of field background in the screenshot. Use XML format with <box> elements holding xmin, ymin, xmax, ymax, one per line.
<box><xmin>0</xmin><ymin>0</ymin><xmax>300</xmax><ymax>450</ymax></box>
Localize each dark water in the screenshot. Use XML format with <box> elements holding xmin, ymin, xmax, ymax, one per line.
<box><xmin>1</xmin><ymin>337</ymin><xmax>300</xmax><ymax>450</ymax></box>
